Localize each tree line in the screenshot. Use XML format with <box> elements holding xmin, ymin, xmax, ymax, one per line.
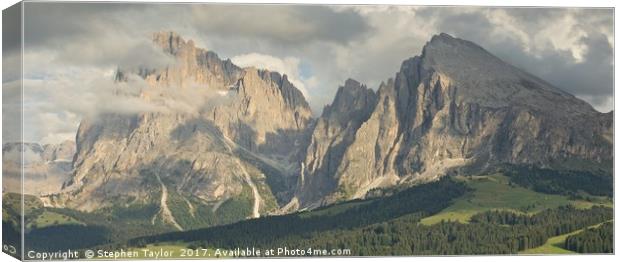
<box><xmin>127</xmin><ymin>175</ymin><xmax>613</xmax><ymax>255</ymax></box>
<box><xmin>564</xmin><ymin>221</ymin><xmax>613</xmax><ymax>253</ymax></box>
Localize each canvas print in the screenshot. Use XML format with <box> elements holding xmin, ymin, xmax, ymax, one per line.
<box><xmin>1</xmin><ymin>2</ymin><xmax>614</xmax><ymax>260</ymax></box>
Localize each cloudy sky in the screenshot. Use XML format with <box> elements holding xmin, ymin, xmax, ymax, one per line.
<box><xmin>2</xmin><ymin>2</ymin><xmax>614</xmax><ymax>144</ymax></box>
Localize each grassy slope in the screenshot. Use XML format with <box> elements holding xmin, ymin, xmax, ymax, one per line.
<box><xmin>6</xmin><ymin>169</ymin><xmax>612</xmax><ymax>255</ymax></box>
<box><xmin>520</xmin><ymin>232</ymin><xmax>578</xmax><ymax>254</ymax></box>
<box><xmin>128</xmin><ymin>177</ymin><xmax>469</xmax><ymax>248</ymax></box>
<box><xmin>29</xmin><ymin>210</ymin><xmax>83</xmax><ymax>229</ymax></box>
<box><xmin>3</xmin><ymin>193</ymin><xmax>83</xmax><ymax>230</ymax></box>
<box><xmin>419</xmin><ymin>174</ymin><xmax>611</xmax><ymax>225</ymax></box>
<box><xmin>520</xmin><ymin>220</ymin><xmax>612</xmax><ymax>254</ymax></box>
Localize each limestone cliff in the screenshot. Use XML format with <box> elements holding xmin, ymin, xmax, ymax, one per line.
<box><xmin>41</xmin><ymin>33</ymin><xmax>612</xmax><ymax>219</ymax></box>
<box><xmin>47</xmin><ymin>32</ymin><xmax>312</xmax><ymax>228</ymax></box>
<box><xmin>296</xmin><ymin>33</ymin><xmax>613</xmax><ymax>207</ymax></box>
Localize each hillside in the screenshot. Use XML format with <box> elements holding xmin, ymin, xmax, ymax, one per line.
<box><xmin>127</xmin><ymin>174</ymin><xmax>612</xmax><ymax>255</ymax></box>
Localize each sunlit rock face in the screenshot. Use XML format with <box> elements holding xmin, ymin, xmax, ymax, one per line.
<box><xmin>295</xmin><ymin>33</ymin><xmax>613</xmax><ymax>208</ymax></box>
<box><xmin>40</xmin><ymin>33</ymin><xmax>611</xmax><ymax>217</ymax></box>
<box><xmin>50</xmin><ymin>32</ymin><xmax>312</xmax><ymax>220</ymax></box>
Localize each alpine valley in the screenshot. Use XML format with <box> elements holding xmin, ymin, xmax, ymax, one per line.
<box><xmin>2</xmin><ymin>32</ymin><xmax>613</xmax><ymax>257</ymax></box>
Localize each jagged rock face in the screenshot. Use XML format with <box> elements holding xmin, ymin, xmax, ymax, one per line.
<box><xmin>40</xmin><ymin>32</ymin><xmax>612</xmax><ymax>216</ymax></box>
<box><xmin>145</xmin><ymin>32</ymin><xmax>243</xmax><ymax>90</ymax></box>
<box><xmin>42</xmin><ymin>140</ymin><xmax>76</xmax><ymax>162</ymax></box>
<box><xmin>2</xmin><ymin>141</ymin><xmax>75</xmax><ymax>195</ymax></box>
<box><xmin>210</xmin><ymin>68</ymin><xmax>312</xmax><ymax>155</ymax></box>
<box><xmin>296</xmin><ymin>33</ymin><xmax>613</xmax><ymax>207</ymax></box>
<box><xmin>52</xmin><ymin>32</ymin><xmax>312</xmax><ymax>218</ymax></box>
<box><xmin>296</xmin><ymin>79</ymin><xmax>377</xmax><ymax>206</ymax></box>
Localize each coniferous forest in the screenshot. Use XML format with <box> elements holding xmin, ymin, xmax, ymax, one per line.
<box><xmin>127</xmin><ymin>177</ymin><xmax>613</xmax><ymax>256</ymax></box>
<box><xmin>4</xmin><ymin>172</ymin><xmax>613</xmax><ymax>257</ymax></box>
<box><xmin>565</xmin><ymin>222</ymin><xmax>613</xmax><ymax>253</ymax></box>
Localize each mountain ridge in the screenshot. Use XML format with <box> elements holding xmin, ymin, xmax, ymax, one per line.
<box><xmin>32</xmin><ymin>32</ymin><xmax>612</xmax><ymax>226</ymax></box>
<box><xmin>295</xmin><ymin>32</ymin><xmax>612</xmax><ymax>208</ymax></box>
<box><xmin>2</xmin><ymin>140</ymin><xmax>76</xmax><ymax>196</ymax></box>
<box><xmin>42</xmin><ymin>31</ymin><xmax>313</xmax><ymax>229</ymax></box>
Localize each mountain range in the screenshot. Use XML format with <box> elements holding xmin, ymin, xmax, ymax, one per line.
<box><xmin>2</xmin><ymin>141</ymin><xmax>75</xmax><ymax>195</ymax></box>
<box><xmin>23</xmin><ymin>32</ymin><xmax>612</xmax><ymax>231</ymax></box>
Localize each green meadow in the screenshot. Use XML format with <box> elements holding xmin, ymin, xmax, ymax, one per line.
<box><xmin>420</xmin><ymin>174</ymin><xmax>610</xmax><ymax>225</ymax></box>
<box><xmin>520</xmin><ymin>220</ymin><xmax>612</xmax><ymax>254</ymax></box>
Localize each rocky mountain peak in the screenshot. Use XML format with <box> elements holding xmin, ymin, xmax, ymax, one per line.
<box><xmin>51</xmin><ymin>32</ymin><xmax>313</xmax><ymax>216</ymax></box>
<box><xmin>152</xmin><ymin>31</ymin><xmax>189</xmax><ymax>55</ymax></box>
<box><xmin>410</xmin><ymin>33</ymin><xmax>596</xmax><ymax>116</ymax></box>
<box><xmin>295</xmin><ymin>33</ymin><xmax>612</xmax><ymax>208</ymax></box>
<box><xmin>296</xmin><ymin>78</ymin><xmax>378</xmax><ymax>206</ymax></box>
<box><xmin>343</xmin><ymin>78</ymin><xmax>362</xmax><ymax>89</ymax></box>
<box><xmin>38</xmin><ymin>32</ymin><xmax>611</xmax><ymax>218</ymax></box>
<box><xmin>125</xmin><ymin>31</ymin><xmax>245</xmax><ymax>90</ymax></box>
<box><xmin>254</xmin><ymin>69</ymin><xmax>311</xmax><ymax>110</ymax></box>
<box><xmin>420</xmin><ymin>33</ymin><xmax>525</xmax><ymax>86</ymax></box>
<box><xmin>423</xmin><ymin>32</ymin><xmax>497</xmax><ymax>63</ymax></box>
<box><xmin>338</xmin><ymin>78</ymin><xmax>372</xmax><ymax>96</ymax></box>
<box><xmin>42</xmin><ymin>140</ymin><xmax>76</xmax><ymax>162</ymax></box>
<box><xmin>323</xmin><ymin>78</ymin><xmax>376</xmax><ymax>119</ymax></box>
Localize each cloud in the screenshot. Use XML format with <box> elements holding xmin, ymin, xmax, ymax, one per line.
<box><xmin>325</xmin><ymin>6</ymin><xmax>613</xmax><ymax>112</ymax></box>
<box><xmin>2</xmin><ymin>3</ymin><xmax>21</xmax><ymax>56</ymax></box>
<box><xmin>425</xmin><ymin>7</ymin><xmax>613</xmax><ymax>111</ymax></box>
<box><xmin>27</xmin><ymin>70</ymin><xmax>227</xmax><ymax>118</ymax></box>
<box><xmin>20</xmin><ymin>65</ymin><xmax>233</xmax><ymax>144</ymax></box>
<box><xmin>189</xmin><ymin>5</ymin><xmax>369</xmax><ymax>45</ymax></box>
<box><xmin>12</xmin><ymin>3</ymin><xmax>614</xmax><ymax>144</ymax></box>
<box><xmin>231</xmin><ymin>53</ymin><xmax>310</xmax><ymax>99</ymax></box>
<box><xmin>37</xmin><ymin>112</ymin><xmax>81</xmax><ymax>145</ymax></box>
<box><xmin>2</xmin><ymin>80</ymin><xmax>23</xmax><ymax>143</ymax></box>
<box><xmin>51</xmin><ymin>34</ymin><xmax>174</xmax><ymax>69</ymax></box>
<box><xmin>23</xmin><ymin>3</ymin><xmax>173</xmax><ymax>70</ymax></box>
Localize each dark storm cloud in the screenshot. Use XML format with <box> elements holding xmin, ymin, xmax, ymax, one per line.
<box><xmin>22</xmin><ymin>2</ymin><xmax>144</xmax><ymax>48</ymax></box>
<box><xmin>17</xmin><ymin>2</ymin><xmax>372</xmax><ymax>143</ymax></box>
<box><xmin>189</xmin><ymin>5</ymin><xmax>370</xmax><ymax>45</ymax></box>
<box><xmin>22</xmin><ymin>2</ymin><xmax>174</xmax><ymax>69</ymax></box>
<box><xmin>2</xmin><ymin>3</ymin><xmax>22</xmax><ymax>83</ymax></box>
<box><xmin>427</xmin><ymin>7</ymin><xmax>613</xmax><ymax>112</ymax></box>
<box><xmin>12</xmin><ymin>3</ymin><xmax>614</xmax><ymax>143</ymax></box>
<box><xmin>533</xmin><ymin>33</ymin><xmax>613</xmax><ymax>102</ymax></box>
<box><xmin>21</xmin><ymin>3</ymin><xmax>370</xmax><ymax>70</ymax></box>
<box><xmin>22</xmin><ymin>3</ymin><xmax>369</xmax><ymax>50</ymax></box>
<box><xmin>2</xmin><ymin>2</ymin><xmax>21</xmax><ymax>55</ymax></box>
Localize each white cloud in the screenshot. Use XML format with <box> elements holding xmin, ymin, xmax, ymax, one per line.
<box><xmin>37</xmin><ymin>112</ymin><xmax>81</xmax><ymax>145</ymax></box>
<box><xmin>340</xmin><ymin>6</ymin><xmax>613</xmax><ymax>112</ymax></box>
<box><xmin>13</xmin><ymin>3</ymin><xmax>614</xmax><ymax>144</ymax></box>
<box><xmin>20</xmin><ymin>67</ymin><xmax>236</xmax><ymax>144</ymax></box>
